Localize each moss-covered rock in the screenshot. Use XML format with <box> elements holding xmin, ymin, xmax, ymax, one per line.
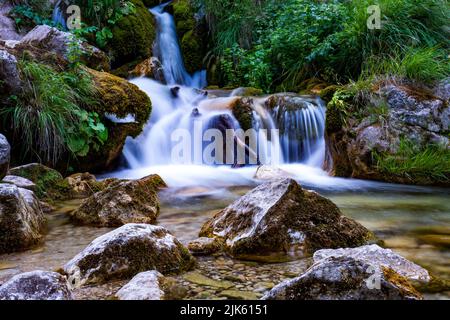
<box><xmin>324</xmin><ymin>81</ymin><xmax>450</xmax><ymax>186</ymax></box>
<box><xmin>107</xmin><ymin>0</ymin><xmax>156</xmax><ymax>68</ymax></box>
<box><xmin>73</xmin><ymin>67</ymin><xmax>152</xmax><ymax>173</ymax></box>
<box><xmin>63</xmin><ymin>224</ymin><xmax>196</xmax><ymax>285</ymax></box>
<box><xmin>231</xmin><ymin>98</ymin><xmax>254</xmax><ymax>131</ymax></box>
<box><xmin>70</xmin><ymin>174</ymin><xmax>167</xmax><ymax>227</ymax></box>
<box><xmin>8</xmin><ymin>163</ymin><xmax>69</xmax><ymax>200</ymax></box>
<box><xmin>263</xmin><ymin>256</ymin><xmax>422</xmax><ymax>300</ymax></box>
<box><xmin>86</xmin><ymin>67</ymin><xmax>151</xmax><ymax>126</ymax></box>
<box><xmin>200</xmin><ymin>178</ymin><xmax>374</xmax><ymax>260</ymax></box>
<box><xmin>0</xmin><ymin>184</ymin><xmax>46</xmax><ymax>254</ymax></box>
<box><xmin>169</xmin><ymin>0</ymin><xmax>208</xmax><ymax>73</ymax></box>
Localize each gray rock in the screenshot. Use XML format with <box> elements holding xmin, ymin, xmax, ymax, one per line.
<box><xmin>187</xmin><ymin>237</ymin><xmax>223</xmax><ymax>256</ymax></box>
<box><xmin>63</xmin><ymin>224</ymin><xmax>196</xmax><ymax>286</ymax></box>
<box><xmin>263</xmin><ymin>256</ymin><xmax>422</xmax><ymax>300</ymax></box>
<box><xmin>254</xmin><ymin>165</ymin><xmax>292</xmax><ymax>181</ymax></box>
<box><xmin>20</xmin><ymin>25</ymin><xmax>109</xmax><ymax>71</ymax></box>
<box><xmin>0</xmin><ymin>271</ymin><xmax>73</xmax><ymax>300</ymax></box>
<box><xmin>0</xmin><ymin>49</ymin><xmax>21</xmax><ymax>95</ymax></box>
<box><xmin>0</xmin><ymin>2</ymin><xmax>21</xmax><ymax>41</ymax></box>
<box><xmin>2</xmin><ymin>175</ymin><xmax>36</xmax><ymax>191</ymax></box>
<box><xmin>115</xmin><ymin>271</ymin><xmax>165</xmax><ymax>300</ymax></box>
<box><xmin>0</xmin><ymin>184</ymin><xmax>46</xmax><ymax>254</ymax></box>
<box><xmin>313</xmin><ymin>245</ymin><xmax>430</xmax><ymax>284</ymax></box>
<box><xmin>200</xmin><ymin>178</ymin><xmax>373</xmax><ymax>259</ymax></box>
<box><xmin>70</xmin><ymin>174</ymin><xmax>166</xmax><ymax>227</ymax></box>
<box><xmin>0</xmin><ymin>134</ymin><xmax>10</xmax><ymax>179</ymax></box>
<box><xmin>326</xmin><ymin>82</ymin><xmax>450</xmax><ymax>186</ymax></box>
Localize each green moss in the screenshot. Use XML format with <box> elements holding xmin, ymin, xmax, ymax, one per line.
<box><xmin>231</xmin><ymin>98</ymin><xmax>254</xmax><ymax>131</ymax></box>
<box><xmin>172</xmin><ymin>0</ymin><xmax>196</xmax><ymax>36</ymax></box>
<box><xmin>8</xmin><ymin>163</ymin><xmax>67</xmax><ymax>200</ymax></box>
<box><xmin>86</xmin><ymin>67</ymin><xmax>151</xmax><ymax>126</ymax></box>
<box><xmin>181</xmin><ymin>30</ymin><xmax>204</xmax><ymax>74</ymax></box>
<box><xmin>108</xmin><ymin>0</ymin><xmax>156</xmax><ymax>68</ymax></box>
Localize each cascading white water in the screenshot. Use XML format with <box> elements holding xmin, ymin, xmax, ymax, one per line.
<box><xmin>52</xmin><ymin>0</ymin><xmax>67</xmax><ymax>30</ymax></box>
<box><xmin>116</xmin><ymin>3</ymin><xmax>335</xmax><ymax>189</ymax></box>
<box><xmin>151</xmin><ymin>3</ymin><xmax>206</xmax><ymax>88</ymax></box>
<box><xmin>271</xmin><ymin>98</ymin><xmax>326</xmax><ymax>167</ymax></box>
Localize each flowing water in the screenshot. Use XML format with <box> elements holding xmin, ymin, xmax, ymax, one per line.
<box><xmin>1</xmin><ymin>3</ymin><xmax>448</xmax><ymax>300</ymax></box>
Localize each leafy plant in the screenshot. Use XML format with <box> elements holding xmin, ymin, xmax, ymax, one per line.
<box><xmin>0</xmin><ymin>61</ymin><xmax>107</xmax><ymax>164</ymax></box>
<box><xmin>67</xmin><ymin>110</ymin><xmax>108</xmax><ymax>157</ymax></box>
<box><xmin>374</xmin><ymin>139</ymin><xmax>450</xmax><ymax>183</ymax></box>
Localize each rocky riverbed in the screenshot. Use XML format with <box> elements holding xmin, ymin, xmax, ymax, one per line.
<box><xmin>1</xmin><ymin>181</ymin><xmax>449</xmax><ymax>300</ymax></box>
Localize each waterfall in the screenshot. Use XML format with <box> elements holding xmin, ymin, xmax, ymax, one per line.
<box><xmin>52</xmin><ymin>0</ymin><xmax>67</xmax><ymax>30</ymax></box>
<box><xmin>151</xmin><ymin>3</ymin><xmax>206</xmax><ymax>88</ymax></box>
<box><xmin>270</xmin><ymin>97</ymin><xmax>326</xmax><ymax>166</ymax></box>
<box><xmin>119</xmin><ymin>4</ymin><xmax>327</xmax><ymax>186</ymax></box>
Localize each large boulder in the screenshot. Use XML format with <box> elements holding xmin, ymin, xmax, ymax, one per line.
<box><xmin>0</xmin><ymin>271</ymin><xmax>73</xmax><ymax>300</ymax></box>
<box><xmin>115</xmin><ymin>271</ymin><xmax>165</xmax><ymax>300</ymax></box>
<box><xmin>20</xmin><ymin>25</ymin><xmax>110</xmax><ymax>71</ymax></box>
<box><xmin>0</xmin><ymin>184</ymin><xmax>45</xmax><ymax>254</ymax></box>
<box><xmin>0</xmin><ymin>134</ymin><xmax>11</xmax><ymax>179</ymax></box>
<box><xmin>72</xmin><ymin>67</ymin><xmax>151</xmax><ymax>172</ymax></box>
<box><xmin>63</xmin><ymin>224</ymin><xmax>196</xmax><ymax>285</ymax></box>
<box><xmin>0</xmin><ymin>49</ymin><xmax>21</xmax><ymax>95</ymax></box>
<box><xmin>70</xmin><ymin>174</ymin><xmax>166</xmax><ymax>227</ymax></box>
<box><xmin>313</xmin><ymin>245</ymin><xmax>430</xmax><ymax>284</ymax></box>
<box><xmin>325</xmin><ymin>82</ymin><xmax>450</xmax><ymax>186</ymax></box>
<box><xmin>200</xmin><ymin>178</ymin><xmax>373</xmax><ymax>259</ymax></box>
<box><xmin>263</xmin><ymin>256</ymin><xmax>422</xmax><ymax>300</ymax></box>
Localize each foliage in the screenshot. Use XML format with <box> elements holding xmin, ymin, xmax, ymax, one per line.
<box><xmin>204</xmin><ymin>0</ymin><xmax>450</xmax><ymax>91</ymax></box>
<box><xmin>361</xmin><ymin>47</ymin><xmax>450</xmax><ymax>83</ymax></box>
<box><xmin>0</xmin><ymin>61</ymin><xmax>107</xmax><ymax>164</ymax></box>
<box><xmin>9</xmin><ymin>4</ymin><xmax>57</xmax><ymax>31</ymax></box>
<box><xmin>374</xmin><ymin>139</ymin><xmax>450</xmax><ymax>183</ymax></box>
<box><xmin>72</xmin><ymin>0</ymin><xmax>136</xmax><ymax>48</ymax></box>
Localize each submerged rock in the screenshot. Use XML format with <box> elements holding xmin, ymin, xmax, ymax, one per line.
<box><xmin>114</xmin><ymin>270</ymin><xmax>186</xmax><ymax>300</ymax></box>
<box><xmin>63</xmin><ymin>224</ymin><xmax>196</xmax><ymax>285</ymax></box>
<box><xmin>0</xmin><ymin>271</ymin><xmax>73</xmax><ymax>300</ymax></box>
<box><xmin>70</xmin><ymin>174</ymin><xmax>166</xmax><ymax>227</ymax></box>
<box><xmin>263</xmin><ymin>256</ymin><xmax>422</xmax><ymax>300</ymax></box>
<box><xmin>115</xmin><ymin>271</ymin><xmax>165</xmax><ymax>300</ymax></box>
<box><xmin>65</xmin><ymin>173</ymin><xmax>103</xmax><ymax>198</ymax></box>
<box><xmin>187</xmin><ymin>237</ymin><xmax>223</xmax><ymax>256</ymax></box>
<box><xmin>313</xmin><ymin>245</ymin><xmax>431</xmax><ymax>284</ymax></box>
<box><xmin>0</xmin><ymin>184</ymin><xmax>46</xmax><ymax>254</ymax></box>
<box><xmin>0</xmin><ymin>134</ymin><xmax>11</xmax><ymax>179</ymax></box>
<box><xmin>200</xmin><ymin>179</ymin><xmax>373</xmax><ymax>259</ymax></box>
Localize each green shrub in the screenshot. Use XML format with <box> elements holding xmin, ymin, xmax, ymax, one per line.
<box><xmin>374</xmin><ymin>139</ymin><xmax>450</xmax><ymax>183</ymax></box>
<box><xmin>204</xmin><ymin>0</ymin><xmax>449</xmax><ymax>91</ymax></box>
<box><xmin>0</xmin><ymin>61</ymin><xmax>107</xmax><ymax>164</ymax></box>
